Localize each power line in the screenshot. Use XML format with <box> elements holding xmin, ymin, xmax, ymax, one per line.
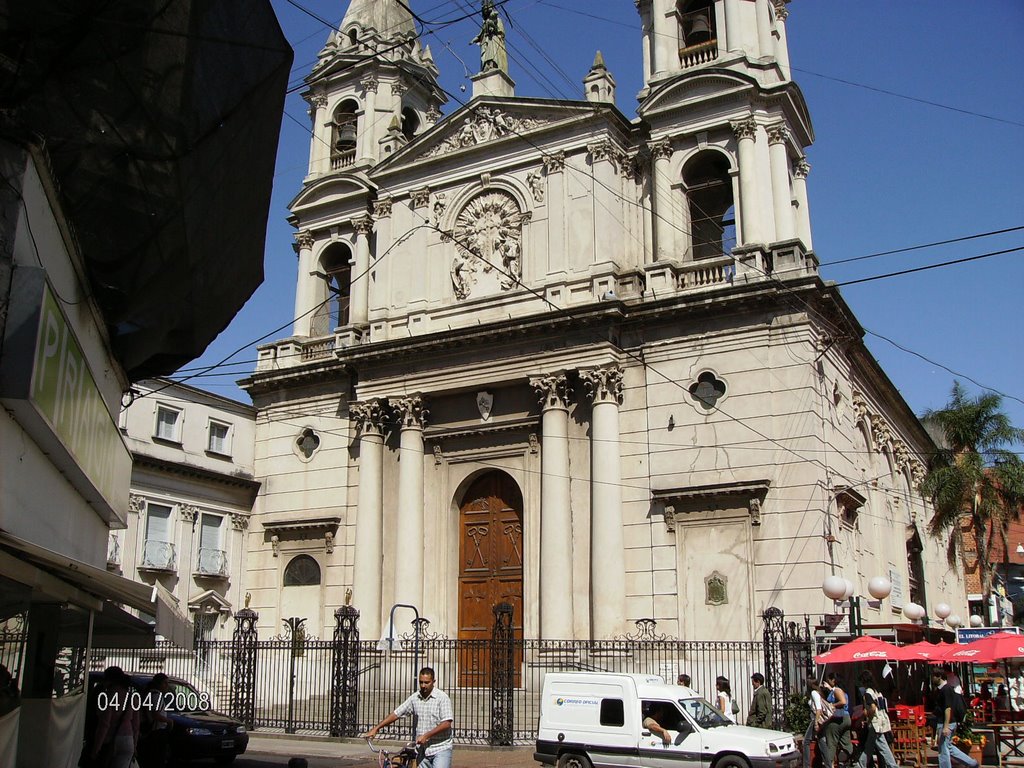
<box><xmin>819</xmin><ymin>225</ymin><xmax>1024</xmax><ymax>267</ymax></box>
<box><xmin>834</xmin><ymin>245</ymin><xmax>1024</xmax><ymax>287</ymax></box>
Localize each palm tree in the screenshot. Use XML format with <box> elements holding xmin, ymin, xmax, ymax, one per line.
<box><xmin>920</xmin><ymin>381</ymin><xmax>1024</xmax><ymax>622</ymax></box>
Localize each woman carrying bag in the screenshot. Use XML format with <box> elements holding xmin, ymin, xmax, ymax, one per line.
<box><xmin>857</xmin><ymin>671</ymin><xmax>897</xmax><ymax>768</ymax></box>
<box><xmin>90</xmin><ymin>670</ymin><xmax>140</xmax><ymax>768</ymax></box>
<box><xmin>820</xmin><ymin>672</ymin><xmax>853</xmax><ymax>768</ymax></box>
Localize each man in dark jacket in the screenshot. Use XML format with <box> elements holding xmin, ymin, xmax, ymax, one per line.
<box><xmin>747</xmin><ymin>673</ymin><xmax>772</xmax><ymax>728</ymax></box>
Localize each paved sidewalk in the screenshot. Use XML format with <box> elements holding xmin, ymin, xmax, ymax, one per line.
<box><xmin>247</xmin><ymin>733</ymin><xmax>539</xmax><ymax>767</ymax></box>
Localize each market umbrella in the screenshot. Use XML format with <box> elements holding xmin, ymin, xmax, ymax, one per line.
<box><xmin>942</xmin><ymin>632</ymin><xmax>1024</xmax><ymax>664</ymax></box>
<box><xmin>894</xmin><ymin>641</ymin><xmax>955</xmax><ymax>663</ymax></box>
<box><xmin>814</xmin><ymin>635</ymin><xmax>903</xmax><ymax>664</ymax></box>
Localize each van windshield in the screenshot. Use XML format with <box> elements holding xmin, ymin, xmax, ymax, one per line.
<box><xmin>679</xmin><ymin>698</ymin><xmax>731</xmax><ymax>728</ymax></box>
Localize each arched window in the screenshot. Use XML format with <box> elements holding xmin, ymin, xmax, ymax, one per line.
<box><xmin>283</xmin><ymin>555</ymin><xmax>321</xmax><ymax>587</ymax></box>
<box><xmin>331</xmin><ymin>100</ymin><xmax>358</xmax><ymax>168</ymax></box>
<box><xmin>683</xmin><ymin>150</ymin><xmax>734</xmax><ymax>260</ymax></box>
<box><xmin>401</xmin><ymin>106</ymin><xmax>420</xmax><ymax>143</ymax></box>
<box><xmin>347</xmin><ymin>29</ymin><xmax>358</xmax><ymax>48</ymax></box>
<box><xmin>677</xmin><ymin>0</ymin><xmax>716</xmax><ymax>50</ymax></box>
<box><xmin>311</xmin><ymin>243</ymin><xmax>352</xmax><ymax>335</ymax></box>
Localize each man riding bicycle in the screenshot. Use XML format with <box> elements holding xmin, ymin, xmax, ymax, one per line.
<box><xmin>364</xmin><ymin>667</ymin><xmax>455</xmax><ymax>768</ymax></box>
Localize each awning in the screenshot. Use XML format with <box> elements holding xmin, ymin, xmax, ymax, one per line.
<box><xmin>0</xmin><ymin>532</ymin><xmax>192</xmax><ymax>649</ymax></box>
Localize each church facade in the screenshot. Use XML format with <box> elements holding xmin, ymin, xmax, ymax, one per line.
<box><xmin>240</xmin><ymin>0</ymin><xmax>966</xmax><ymax>643</ymax></box>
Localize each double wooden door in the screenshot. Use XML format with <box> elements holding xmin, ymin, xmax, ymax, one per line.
<box><xmin>457</xmin><ymin>472</ymin><xmax>523</xmax><ymax>686</ymax></box>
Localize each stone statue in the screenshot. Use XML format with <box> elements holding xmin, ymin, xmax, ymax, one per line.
<box><xmin>472</xmin><ymin>0</ymin><xmax>508</xmax><ymax>75</ymax></box>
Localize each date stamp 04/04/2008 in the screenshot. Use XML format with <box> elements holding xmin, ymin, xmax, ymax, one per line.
<box><xmin>96</xmin><ymin>689</ymin><xmax>212</xmax><ymax>712</ymax></box>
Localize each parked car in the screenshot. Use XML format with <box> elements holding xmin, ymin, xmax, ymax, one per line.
<box><xmin>87</xmin><ymin>671</ymin><xmax>248</xmax><ymax>764</ymax></box>
<box><xmin>535</xmin><ymin>672</ymin><xmax>799</xmax><ymax>768</ymax></box>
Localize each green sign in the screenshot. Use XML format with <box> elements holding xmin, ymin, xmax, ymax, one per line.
<box><xmin>1</xmin><ymin>267</ymin><xmax>130</xmax><ymax>522</ymax></box>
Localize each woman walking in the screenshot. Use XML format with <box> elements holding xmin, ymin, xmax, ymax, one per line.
<box><xmin>857</xmin><ymin>671</ymin><xmax>897</xmax><ymax>768</ymax></box>
<box><xmin>716</xmin><ymin>676</ymin><xmax>737</xmax><ymax>723</ymax></box>
<box><xmin>820</xmin><ymin>672</ymin><xmax>852</xmax><ymax>768</ymax></box>
<box><xmin>803</xmin><ymin>677</ymin><xmax>824</xmax><ymax>768</ymax></box>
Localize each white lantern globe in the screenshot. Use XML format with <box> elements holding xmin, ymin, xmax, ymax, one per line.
<box><xmin>946</xmin><ymin>614</ymin><xmax>962</xmax><ymax>628</ymax></box>
<box><xmin>823</xmin><ymin>575</ymin><xmax>847</xmax><ymax>601</ymax></box>
<box><xmin>844</xmin><ymin>579</ymin><xmax>856</xmax><ymax>600</ymax></box>
<box><xmin>934</xmin><ymin>603</ymin><xmax>952</xmax><ymax>620</ymax></box>
<box><xmin>903</xmin><ymin>602</ymin><xmax>924</xmax><ymax>621</ymax></box>
<box><xmin>970</xmin><ymin>615</ymin><xmax>984</xmax><ymax>628</ymax></box>
<box><xmin>868</xmin><ymin>576</ymin><xmax>892</xmax><ymax>600</ymax></box>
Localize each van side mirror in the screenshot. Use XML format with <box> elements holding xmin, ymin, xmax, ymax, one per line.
<box><xmin>642</xmin><ymin>729</ymin><xmax>652</xmax><ymax>737</ymax></box>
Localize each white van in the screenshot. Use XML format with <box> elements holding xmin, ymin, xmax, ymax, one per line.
<box><xmin>534</xmin><ymin>672</ymin><xmax>799</xmax><ymax>768</ymax></box>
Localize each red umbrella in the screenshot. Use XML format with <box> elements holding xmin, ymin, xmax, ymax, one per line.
<box><xmin>940</xmin><ymin>631</ymin><xmax>1024</xmax><ymax>664</ymax></box>
<box><xmin>894</xmin><ymin>641</ymin><xmax>954</xmax><ymax>663</ymax></box>
<box><xmin>815</xmin><ymin>635</ymin><xmax>903</xmax><ymax>664</ymax></box>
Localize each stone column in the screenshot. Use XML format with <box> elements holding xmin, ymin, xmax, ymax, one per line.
<box><xmin>230</xmin><ymin>514</ymin><xmax>249</xmax><ymax>621</ymax></box>
<box><xmin>724</xmin><ymin>0</ymin><xmax>743</xmax><ymax>53</ymax></box>
<box><xmin>652</xmin><ymin>0</ymin><xmax>675</xmax><ymax>74</ymax></box>
<box><xmin>731</xmin><ymin>118</ymin><xmax>764</xmax><ymax>245</ymax></box>
<box><xmin>637</xmin><ymin>0</ymin><xmax>653</xmax><ymax>82</ymax></box>
<box><xmin>178</xmin><ymin>504</ymin><xmax>198</xmax><ymax>578</ymax></box>
<box><xmin>792</xmin><ymin>157</ymin><xmax>813</xmax><ymax>251</ymax></box>
<box><xmin>393</xmin><ymin>395</ymin><xmax>426</xmax><ymax>610</ymax></box>
<box><xmin>530</xmin><ymin>373</ymin><xmax>574</xmax><ymax>640</ymax></box>
<box><xmin>650</xmin><ymin>139</ymin><xmax>675</xmax><ymax>259</ymax></box>
<box><xmin>766</xmin><ymin>124</ymin><xmax>795</xmax><ymax>242</ymax></box>
<box><xmin>587</xmin><ymin>141</ymin><xmax>623</xmax><ymax>266</ymax></box>
<box><xmin>756</xmin><ymin>0</ymin><xmax>775</xmax><ymax>61</ymax></box>
<box><xmin>580</xmin><ymin>366</ymin><xmax>626</xmax><ymax>640</ymax></box>
<box><xmin>359</xmin><ymin>76</ymin><xmax>378</xmax><ymax>164</ymax></box>
<box><xmin>350</xmin><ymin>215</ymin><xmax>373</xmax><ymax>327</ymax></box>
<box><xmin>351</xmin><ymin>399</ymin><xmax>387</xmax><ymax>639</ymax></box>
<box><xmin>639</xmin><ymin>152</ymin><xmax>654</xmax><ymax>263</ymax></box>
<box><xmin>543</xmin><ymin>152</ymin><xmax>566</xmax><ymax>275</ymax></box>
<box><xmin>293</xmin><ymin>230</ymin><xmax>317</xmax><ymax>336</ymax></box>
<box><xmin>772</xmin><ymin>0</ymin><xmax>791</xmax><ymax>79</ymax></box>
<box><xmin>308</xmin><ymin>93</ymin><xmax>328</xmax><ymax>176</ymax></box>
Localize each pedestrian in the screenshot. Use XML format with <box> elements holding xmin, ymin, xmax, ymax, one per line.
<box><xmin>802</xmin><ymin>677</ymin><xmax>823</xmax><ymax>768</ymax></box>
<box><xmin>819</xmin><ymin>672</ymin><xmax>852</xmax><ymax>768</ymax></box>
<box><xmin>930</xmin><ymin>667</ymin><xmax>978</xmax><ymax>768</ymax></box>
<box><xmin>942</xmin><ymin>665</ymin><xmax>963</xmax><ymax>695</ymax></box>
<box><xmin>1009</xmin><ymin>667</ymin><xmax>1024</xmax><ymax>712</ymax></box>
<box><xmin>139</xmin><ymin>673</ymin><xmax>172</xmax><ymax>768</ymax></box>
<box><xmin>677</xmin><ymin>673</ymin><xmax>692</xmax><ymax>689</ymax></box>
<box><xmin>996</xmin><ymin>683</ymin><xmax>1011</xmax><ymax>713</ymax></box>
<box><xmin>856</xmin><ymin>671</ymin><xmax>897</xmax><ymax>768</ymax></box>
<box><xmin>716</xmin><ymin>676</ymin><xmax>737</xmax><ymax>723</ymax></box>
<box><xmin>747</xmin><ymin>673</ymin><xmax>771</xmax><ymax>728</ymax></box>
<box><xmin>363</xmin><ymin>667</ymin><xmax>454</xmax><ymax>768</ymax></box>
<box><xmin>90</xmin><ymin>668</ymin><xmax>140</xmax><ymax>768</ymax></box>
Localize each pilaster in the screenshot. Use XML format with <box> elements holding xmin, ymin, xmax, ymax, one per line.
<box><xmin>350</xmin><ymin>215</ymin><xmax>373</xmax><ymax>328</ymax></box>
<box><xmin>650</xmin><ymin>139</ymin><xmax>675</xmax><ymax>259</ymax></box>
<box><xmin>766</xmin><ymin>124</ymin><xmax>795</xmax><ymax>242</ymax></box>
<box><xmin>731</xmin><ymin>118</ymin><xmax>764</xmax><ymax>245</ymax></box>
<box><xmin>792</xmin><ymin>157</ymin><xmax>813</xmax><ymax>251</ymax></box>
<box><xmin>350</xmin><ymin>399</ymin><xmax>388</xmax><ymax>638</ymax></box>
<box><xmin>293</xmin><ymin>230</ymin><xmax>317</xmax><ymax>336</ymax></box>
<box><xmin>393</xmin><ymin>395</ymin><xmax>427</xmax><ymax>611</ymax></box>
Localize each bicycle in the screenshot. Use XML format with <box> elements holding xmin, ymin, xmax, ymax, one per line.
<box><xmin>366</xmin><ymin>737</ymin><xmax>419</xmax><ymax>768</ymax></box>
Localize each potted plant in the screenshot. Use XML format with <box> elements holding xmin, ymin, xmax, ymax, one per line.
<box><xmin>953</xmin><ymin>711</ymin><xmax>986</xmax><ymax>759</ymax></box>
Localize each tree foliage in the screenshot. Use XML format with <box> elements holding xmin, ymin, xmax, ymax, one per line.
<box><xmin>920</xmin><ymin>382</ymin><xmax>1024</xmax><ymax>608</ymax></box>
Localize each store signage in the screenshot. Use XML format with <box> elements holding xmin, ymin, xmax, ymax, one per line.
<box><xmin>956</xmin><ymin>626</ymin><xmax>1021</xmax><ymax>644</ymax></box>
<box><xmin>0</xmin><ymin>267</ymin><xmax>130</xmax><ymax>523</ymax></box>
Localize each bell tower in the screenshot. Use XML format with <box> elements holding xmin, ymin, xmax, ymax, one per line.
<box><xmin>301</xmin><ymin>0</ymin><xmax>446</xmax><ymax>177</ymax></box>
<box><xmin>637</xmin><ymin>0</ymin><xmax>793</xmax><ymax>89</ymax></box>
<box><xmin>636</xmin><ymin>0</ymin><xmax>814</xmax><ymax>278</ymax></box>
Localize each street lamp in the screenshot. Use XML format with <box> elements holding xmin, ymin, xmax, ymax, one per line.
<box><xmin>823</xmin><ymin>575</ymin><xmax>892</xmax><ymax>636</ymax></box>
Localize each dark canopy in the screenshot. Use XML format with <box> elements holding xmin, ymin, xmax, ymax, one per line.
<box><xmin>0</xmin><ymin>0</ymin><xmax>293</xmax><ymax>379</ymax></box>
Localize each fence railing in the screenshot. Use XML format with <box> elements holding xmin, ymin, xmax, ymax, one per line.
<box><xmin>91</xmin><ymin>606</ymin><xmax>812</xmax><ymax>744</ymax></box>
<box><xmin>196</xmin><ymin>547</ymin><xmax>229</xmax><ymax>577</ymax></box>
<box><xmin>140</xmin><ymin>540</ymin><xmax>176</xmax><ymax>571</ymax></box>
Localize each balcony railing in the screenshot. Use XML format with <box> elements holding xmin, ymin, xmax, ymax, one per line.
<box><xmin>107</xmin><ymin>536</ymin><xmax>121</xmax><ymax>568</ymax></box>
<box><xmin>679</xmin><ymin>39</ymin><xmax>718</xmax><ymax>68</ymax></box>
<box><xmin>140</xmin><ymin>540</ymin><xmax>176</xmax><ymax>571</ymax></box>
<box><xmin>331</xmin><ymin>148</ymin><xmax>356</xmax><ymax>170</ymax></box>
<box><xmin>195</xmin><ymin>547</ymin><xmax>229</xmax><ymax>578</ymax></box>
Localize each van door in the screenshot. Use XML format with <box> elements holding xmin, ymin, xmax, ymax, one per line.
<box><xmin>638</xmin><ymin>699</ymin><xmax>705</xmax><ymax>768</ymax></box>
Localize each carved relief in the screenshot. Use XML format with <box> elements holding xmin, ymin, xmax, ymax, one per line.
<box><xmin>325</xmin><ymin>530</ymin><xmax>335</xmax><ymax>554</ymax></box>
<box><xmin>360</xmin><ymin>75</ymin><xmax>379</xmax><ymax>93</ymax></box>
<box><xmin>179</xmin><ymin>504</ymin><xmax>198</xmax><ymax>523</ymax></box>
<box><xmin>731</xmin><ymin>118</ymin><xmax>758</xmax><ymax>141</ymax></box>
<box><xmin>432</xmin><ymin>193</ymin><xmax>447</xmax><ymax>226</ymax></box>
<box><xmin>748</xmin><ymin>498</ymin><xmax>762</xmax><ymax>526</ymax></box>
<box><xmin>543</xmin><ymin>151</ymin><xmax>566</xmax><ymax>174</ymax></box>
<box><xmin>772</xmin><ymin>0</ymin><xmax>789</xmax><ymax>22</ymax></box>
<box><xmin>705</xmin><ymin>571</ymin><xmax>728</xmax><ymax>606</ymax></box>
<box><xmin>530</xmin><ymin>373</ymin><xmax>571</xmax><ymax>411</ymax></box>
<box><xmin>294</xmin><ymin>230</ymin><xmax>315</xmax><ymax>250</ymax></box>
<box><xmin>231</xmin><ymin>513</ymin><xmax>248</xmax><ymax>531</ymax></box>
<box><xmin>794</xmin><ymin>157</ymin><xmax>811</xmax><ymax>179</ymax></box>
<box><xmin>394</xmin><ymin>394</ymin><xmax>428</xmax><ymax>429</ymax></box>
<box><xmin>766</xmin><ymin>123</ymin><xmax>789</xmax><ymax>145</ymax></box>
<box><xmin>450</xmin><ymin>191</ymin><xmax>525</xmax><ymax>299</ymax></box>
<box><xmin>352</xmin><ymin>215</ymin><xmax>374</xmax><ymax>235</ymax></box>
<box><xmin>129</xmin><ymin>494</ymin><xmax>145</xmax><ymax>514</ymax></box>
<box><xmin>426</xmin><ymin>106</ymin><xmax>442</xmax><ymax>124</ymax></box>
<box><xmin>411</xmin><ymin>187</ymin><xmax>430</xmax><ymax>209</ymax></box>
<box><xmin>433</xmin><ymin>444</ymin><xmax>444</xmax><ymax>465</ymax></box>
<box><xmin>373</xmin><ymin>199</ymin><xmax>393</xmax><ymax>218</ymax></box>
<box><xmin>425</xmin><ymin>107</ymin><xmax>549</xmax><ymax>158</ymax></box>
<box><xmin>526</xmin><ymin>171</ymin><xmax>544</xmax><ymax>203</ymax></box>
<box><xmin>649</xmin><ymin>139</ymin><xmax>673</xmax><ymax>161</ymax></box>
<box><xmin>580</xmin><ymin>366</ymin><xmax>624</xmax><ymax>405</ymax></box>
<box><xmin>350</xmin><ymin>399</ymin><xmax>388</xmax><ymax>435</ymax></box>
<box><xmin>528</xmin><ymin>433</ymin><xmax>539</xmax><ymax>454</ymax></box>
<box><xmin>851</xmin><ymin>390</ymin><xmax>869</xmax><ymax>426</ymax></box>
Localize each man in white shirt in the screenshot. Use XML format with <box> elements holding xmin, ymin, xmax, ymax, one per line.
<box><xmin>365</xmin><ymin>667</ymin><xmax>454</xmax><ymax>768</ymax></box>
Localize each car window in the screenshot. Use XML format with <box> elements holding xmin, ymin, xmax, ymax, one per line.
<box><xmin>680</xmin><ymin>697</ymin><xmax>730</xmax><ymax>728</ymax></box>
<box><xmin>168</xmin><ymin>681</ymin><xmax>206</xmax><ymax>712</ymax></box>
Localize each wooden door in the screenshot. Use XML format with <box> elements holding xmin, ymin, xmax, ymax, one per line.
<box><xmin>457</xmin><ymin>472</ymin><xmax>523</xmax><ymax>686</ymax></box>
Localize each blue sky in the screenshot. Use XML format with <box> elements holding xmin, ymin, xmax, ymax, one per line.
<box><xmin>180</xmin><ymin>0</ymin><xmax>1024</xmax><ymax>435</ymax></box>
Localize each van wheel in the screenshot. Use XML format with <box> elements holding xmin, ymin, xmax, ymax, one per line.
<box><xmin>715</xmin><ymin>756</ymin><xmax>750</xmax><ymax>768</ymax></box>
<box><xmin>558</xmin><ymin>753</ymin><xmax>592</xmax><ymax>768</ymax></box>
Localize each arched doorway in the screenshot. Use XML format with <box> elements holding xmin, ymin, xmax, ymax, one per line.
<box><xmin>457</xmin><ymin>471</ymin><xmax>523</xmax><ymax>685</ymax></box>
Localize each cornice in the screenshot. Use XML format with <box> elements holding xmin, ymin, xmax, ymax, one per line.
<box><xmin>131</xmin><ymin>453</ymin><xmax>261</xmax><ymax>498</ymax></box>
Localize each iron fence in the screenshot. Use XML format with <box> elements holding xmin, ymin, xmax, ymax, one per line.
<box><xmin>91</xmin><ymin>607</ymin><xmax>811</xmax><ymax>745</ymax></box>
